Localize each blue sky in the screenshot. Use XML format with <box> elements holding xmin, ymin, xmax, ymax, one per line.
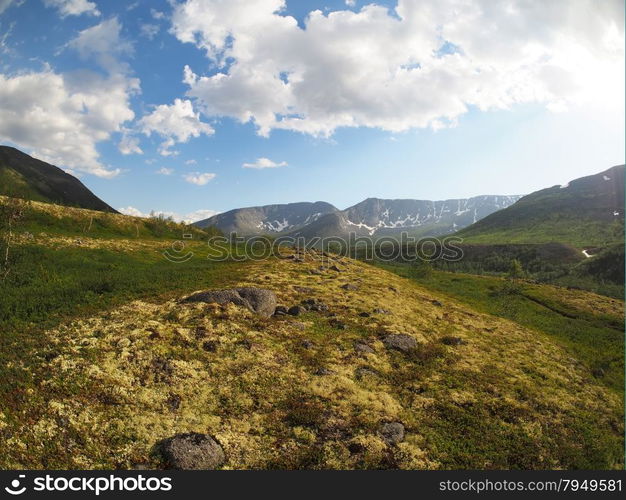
<box><xmin>0</xmin><ymin>0</ymin><xmax>623</xmax><ymax>221</ymax></box>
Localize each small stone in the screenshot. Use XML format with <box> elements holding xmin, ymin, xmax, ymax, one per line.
<box><xmin>301</xmin><ymin>339</ymin><xmax>315</xmax><ymax>349</ymax></box>
<box><xmin>202</xmin><ymin>340</ymin><xmax>219</xmax><ymax>352</ymax></box>
<box><xmin>329</xmin><ymin>265</ymin><xmax>343</xmax><ymax>272</ymax></box>
<box><xmin>161</xmin><ymin>433</ymin><xmax>225</xmax><ymax>470</ymax></box>
<box><xmin>355</xmin><ymin>366</ymin><xmax>378</xmax><ymax>379</ymax></box>
<box><xmin>194</xmin><ymin>326</ymin><xmax>208</xmax><ymax>339</ymax></box>
<box><xmin>379</xmin><ymin>422</ymin><xmax>405</xmax><ymax>445</ymax></box>
<box><xmin>329</xmin><ymin>318</ymin><xmax>347</xmax><ymax>330</ymax></box>
<box><xmin>293</xmin><ymin>286</ymin><xmax>314</xmax><ymax>294</ymax></box>
<box><xmin>355</xmin><ymin>343</ymin><xmax>374</xmax><ymax>354</ymax></box>
<box><xmin>340</xmin><ymin>283</ymin><xmax>359</xmax><ymax>291</ymax></box>
<box><xmin>383</xmin><ymin>334</ymin><xmax>417</xmax><ymax>353</ymax></box>
<box><xmin>358</xmin><ymin>312</ymin><xmax>370</xmax><ymax>318</ymax></box>
<box><xmin>274</xmin><ymin>305</ymin><xmax>289</xmax><ymax>316</ymax></box>
<box><xmin>431</xmin><ymin>300</ymin><xmax>443</xmax><ymax>307</ymax></box>
<box><xmin>166</xmin><ymin>394</ymin><xmax>181</xmax><ymax>411</ymax></box>
<box><xmin>288</xmin><ymin>305</ymin><xmax>306</xmax><ymax>316</ymax></box>
<box><xmin>373</xmin><ymin>308</ymin><xmax>390</xmax><ymax>315</ymax></box>
<box><xmin>440</xmin><ymin>336</ymin><xmax>465</xmax><ymax>346</ymax></box>
<box><xmin>314</xmin><ymin>367</ymin><xmax>334</xmax><ymax>376</ymax></box>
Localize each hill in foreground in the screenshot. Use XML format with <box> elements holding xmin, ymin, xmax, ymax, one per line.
<box><xmin>1</xmin><ymin>246</ymin><xmax>621</xmax><ymax>469</ymax></box>
<box><xmin>0</xmin><ymin>145</ymin><xmax>116</xmax><ymax>212</ymax></box>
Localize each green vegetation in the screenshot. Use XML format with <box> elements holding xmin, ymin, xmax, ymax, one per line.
<box><xmin>376</xmin><ymin>262</ymin><xmax>624</xmax><ymax>392</ymax></box>
<box><xmin>0</xmin><ymin>197</ymin><xmax>623</xmax><ymax>470</ymax></box>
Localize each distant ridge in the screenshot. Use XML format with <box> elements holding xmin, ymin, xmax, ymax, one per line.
<box><xmin>195</xmin><ymin>195</ymin><xmax>522</xmax><ymax>239</ymax></box>
<box><xmin>0</xmin><ymin>145</ymin><xmax>117</xmax><ymax>213</ymax></box>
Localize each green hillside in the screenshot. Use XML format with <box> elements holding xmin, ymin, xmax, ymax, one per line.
<box><xmin>0</xmin><ymin>145</ymin><xmax>117</xmax><ymax>212</ymax></box>
<box><xmin>457</xmin><ymin>165</ymin><xmax>625</xmax><ymax>248</ymax></box>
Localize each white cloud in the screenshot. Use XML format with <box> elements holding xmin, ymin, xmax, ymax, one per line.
<box><xmin>0</xmin><ymin>0</ymin><xmax>16</xmax><ymax>14</ymax></box>
<box><xmin>156</xmin><ymin>166</ymin><xmax>174</xmax><ymax>175</ymax></box>
<box><xmin>118</xmin><ymin>134</ymin><xmax>143</xmax><ymax>155</ymax></box>
<box><xmin>0</xmin><ymin>18</ymin><xmax>138</xmax><ymax>177</ymax></box>
<box><xmin>183</xmin><ymin>171</ymin><xmax>216</xmax><ymax>185</ymax></box>
<box><xmin>118</xmin><ymin>206</ymin><xmax>144</xmax><ymax>217</ymax></box>
<box><xmin>151</xmin><ymin>8</ymin><xmax>165</xmax><ymax>20</ymax></box>
<box><xmin>139</xmin><ymin>98</ymin><xmax>214</xmax><ymax>156</ymax></box>
<box><xmin>44</xmin><ymin>0</ymin><xmax>100</xmax><ymax>18</ymax></box>
<box><xmin>345</xmin><ymin>0</ymin><xmax>356</xmax><ymax>7</ymax></box>
<box><xmin>118</xmin><ymin>206</ymin><xmax>219</xmax><ymax>223</ymax></box>
<box><xmin>242</xmin><ymin>157</ymin><xmax>287</xmax><ymax>169</ymax></box>
<box><xmin>140</xmin><ymin>23</ymin><xmax>160</xmax><ymax>40</ymax></box>
<box><xmin>185</xmin><ymin>159</ymin><xmax>197</xmax><ymax>165</ymax></box>
<box><xmin>172</xmin><ymin>0</ymin><xmax>624</xmax><ymax>137</ymax></box>
<box><xmin>182</xmin><ymin>208</ymin><xmax>219</xmax><ymax>223</ymax></box>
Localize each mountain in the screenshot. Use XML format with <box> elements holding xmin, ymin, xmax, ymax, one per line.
<box><xmin>0</xmin><ymin>145</ymin><xmax>117</xmax><ymax>213</ymax></box>
<box><xmin>197</xmin><ymin>195</ymin><xmax>521</xmax><ymax>239</ymax></box>
<box><xmin>194</xmin><ymin>201</ymin><xmax>338</xmax><ymax>235</ymax></box>
<box><xmin>341</xmin><ymin>195</ymin><xmax>522</xmax><ymax>237</ymax></box>
<box><xmin>457</xmin><ymin>165</ymin><xmax>625</xmax><ymax>248</ymax></box>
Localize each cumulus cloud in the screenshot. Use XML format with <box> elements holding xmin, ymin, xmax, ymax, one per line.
<box><xmin>172</xmin><ymin>0</ymin><xmax>624</xmax><ymax>137</ymax></box>
<box><xmin>118</xmin><ymin>206</ymin><xmax>219</xmax><ymax>223</ymax></box>
<box><xmin>156</xmin><ymin>167</ymin><xmax>174</xmax><ymax>175</ymax></box>
<box><xmin>242</xmin><ymin>157</ymin><xmax>287</xmax><ymax>169</ymax></box>
<box><xmin>0</xmin><ymin>18</ymin><xmax>138</xmax><ymax>177</ymax></box>
<box><xmin>44</xmin><ymin>0</ymin><xmax>100</xmax><ymax>18</ymax></box>
<box><xmin>118</xmin><ymin>134</ymin><xmax>143</xmax><ymax>155</ymax></box>
<box><xmin>139</xmin><ymin>98</ymin><xmax>214</xmax><ymax>156</ymax></box>
<box><xmin>183</xmin><ymin>171</ymin><xmax>216</xmax><ymax>185</ymax></box>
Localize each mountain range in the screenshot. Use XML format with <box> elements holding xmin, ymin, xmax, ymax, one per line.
<box><xmin>0</xmin><ymin>146</ymin><xmax>117</xmax><ymax>213</ymax></box>
<box><xmin>194</xmin><ymin>195</ymin><xmax>522</xmax><ymax>239</ymax></box>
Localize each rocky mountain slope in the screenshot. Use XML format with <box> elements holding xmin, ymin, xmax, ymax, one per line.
<box><xmin>458</xmin><ymin>165</ymin><xmax>625</xmax><ymax>247</ymax></box>
<box><xmin>0</xmin><ymin>145</ymin><xmax>117</xmax><ymax>212</ymax></box>
<box><xmin>194</xmin><ymin>201</ymin><xmax>338</xmax><ymax>236</ymax></box>
<box><xmin>195</xmin><ymin>195</ymin><xmax>521</xmax><ymax>239</ymax></box>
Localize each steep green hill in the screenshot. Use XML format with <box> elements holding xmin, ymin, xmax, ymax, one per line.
<box><xmin>0</xmin><ymin>145</ymin><xmax>116</xmax><ymax>212</ymax></box>
<box><xmin>457</xmin><ymin>165</ymin><xmax>625</xmax><ymax>248</ymax></box>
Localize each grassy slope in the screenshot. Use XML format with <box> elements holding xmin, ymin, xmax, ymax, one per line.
<box><xmin>0</xmin><ymin>200</ymin><xmax>623</xmax><ymax>470</ymax></box>
<box><xmin>376</xmin><ymin>264</ymin><xmax>624</xmax><ymax>392</ymax></box>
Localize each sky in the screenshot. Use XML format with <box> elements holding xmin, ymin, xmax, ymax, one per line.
<box><xmin>0</xmin><ymin>0</ymin><xmax>624</xmax><ymax>222</ymax></box>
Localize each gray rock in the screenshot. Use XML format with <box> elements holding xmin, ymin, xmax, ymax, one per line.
<box><xmin>314</xmin><ymin>367</ymin><xmax>334</xmax><ymax>376</ymax></box>
<box><xmin>440</xmin><ymin>336</ymin><xmax>465</xmax><ymax>346</ymax></box>
<box><xmin>373</xmin><ymin>308</ymin><xmax>391</xmax><ymax>315</ymax></box>
<box><xmin>383</xmin><ymin>334</ymin><xmax>417</xmax><ymax>352</ymax></box>
<box><xmin>288</xmin><ymin>305</ymin><xmax>306</xmax><ymax>316</ymax></box>
<box><xmin>161</xmin><ymin>432</ymin><xmax>225</xmax><ymax>470</ymax></box>
<box><xmin>329</xmin><ymin>318</ymin><xmax>346</xmax><ymax>330</ymax></box>
<box><xmin>300</xmin><ymin>339</ymin><xmax>315</xmax><ymax>349</ymax></box>
<box><xmin>355</xmin><ymin>343</ymin><xmax>374</xmax><ymax>354</ymax></box>
<box><xmin>293</xmin><ymin>286</ymin><xmax>315</xmax><ymax>294</ymax></box>
<box><xmin>379</xmin><ymin>422</ymin><xmax>405</xmax><ymax>445</ymax></box>
<box><xmin>182</xmin><ymin>287</ymin><xmax>277</xmax><ymax>318</ymax></box>
<box><xmin>274</xmin><ymin>305</ymin><xmax>289</xmax><ymax>316</ymax></box>
<box><xmin>355</xmin><ymin>366</ymin><xmax>378</xmax><ymax>378</ymax></box>
<box><xmin>340</xmin><ymin>283</ymin><xmax>359</xmax><ymax>291</ymax></box>
<box><xmin>358</xmin><ymin>311</ymin><xmax>371</xmax><ymax>318</ymax></box>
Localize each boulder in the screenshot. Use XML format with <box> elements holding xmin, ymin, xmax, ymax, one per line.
<box><xmin>182</xmin><ymin>287</ymin><xmax>277</xmax><ymax>318</ymax></box>
<box><xmin>383</xmin><ymin>334</ymin><xmax>417</xmax><ymax>352</ymax></box>
<box><xmin>379</xmin><ymin>422</ymin><xmax>405</xmax><ymax>445</ymax></box>
<box><xmin>161</xmin><ymin>432</ymin><xmax>225</xmax><ymax>470</ymax></box>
